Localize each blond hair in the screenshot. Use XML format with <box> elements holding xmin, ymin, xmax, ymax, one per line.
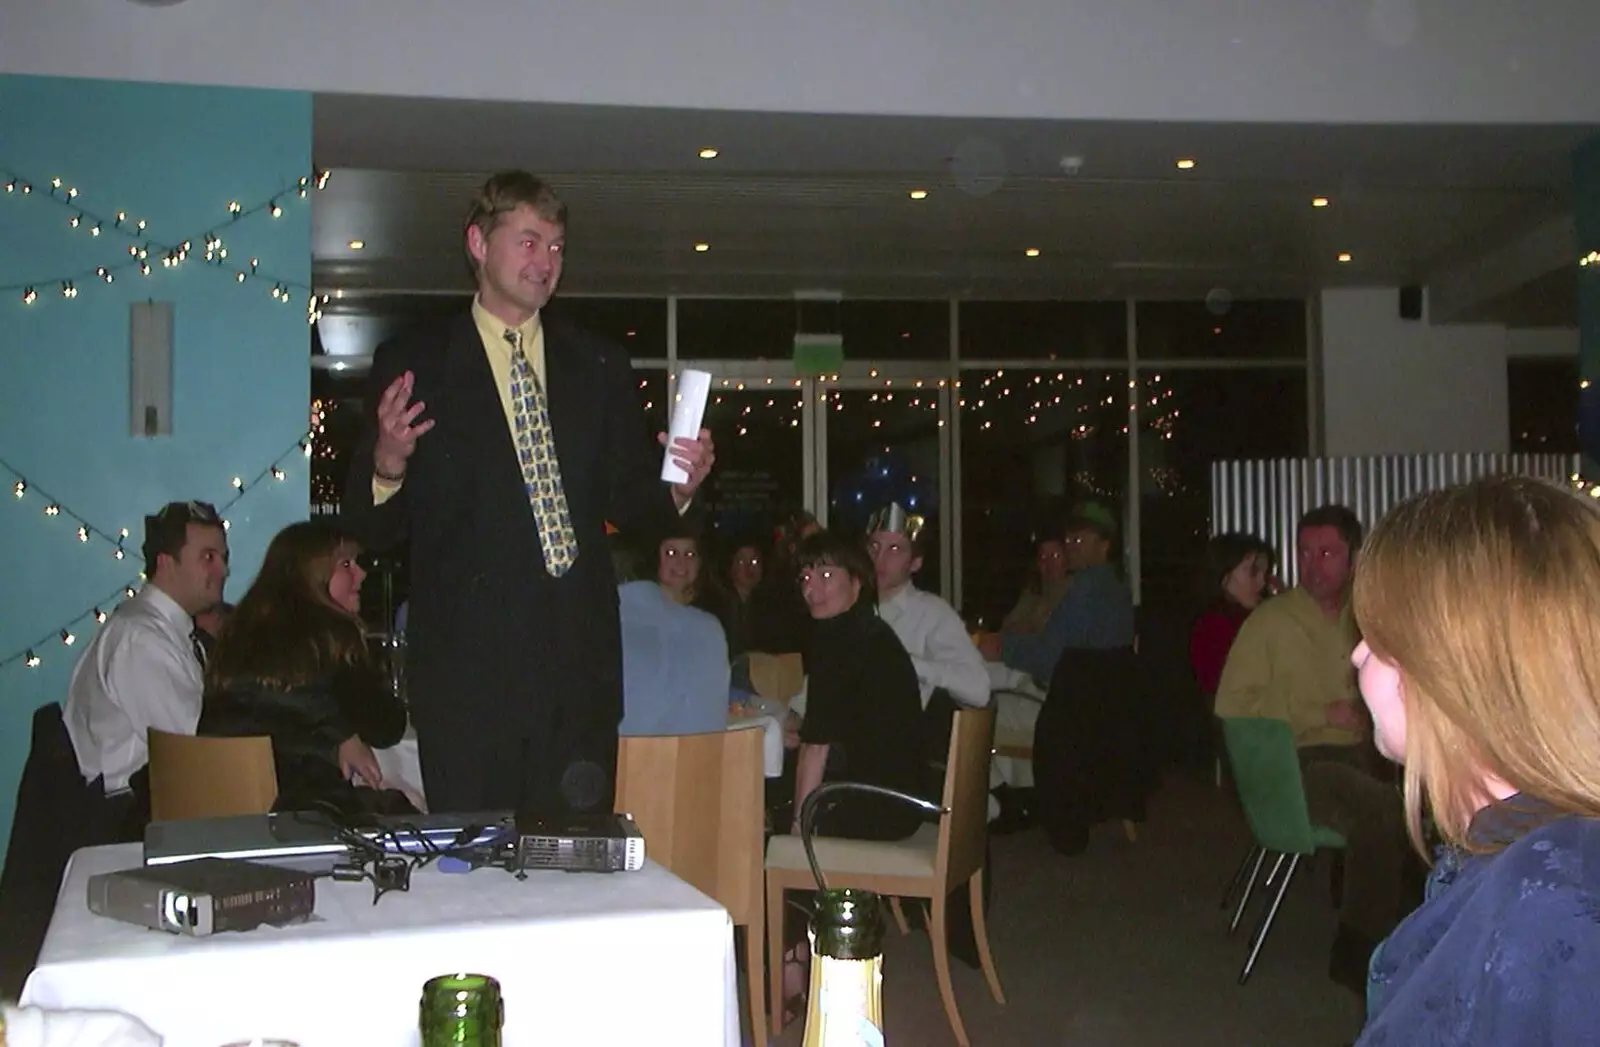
<box><xmin>1353</xmin><ymin>475</ymin><xmax>1600</xmax><ymax>856</ymax></box>
<box><xmin>463</xmin><ymin>171</ymin><xmax>567</xmax><ymax>269</ymax></box>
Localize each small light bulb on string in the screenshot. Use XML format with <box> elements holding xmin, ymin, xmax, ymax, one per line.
<box><xmin>68</xmin><ymin>214</ymin><xmax>81</xmax><ymax>228</ymax></box>
<box><xmin>221</xmin><ymin>519</ymin><xmax>231</xmax><ymax>532</ymax></box>
<box><xmin>49</xmin><ymin>177</ymin><xmax>61</xmax><ymax>190</ymax></box>
<box><xmin>90</xmin><ymin>223</ymin><xmax>101</xmax><ymax>237</ymax></box>
<box><xmin>272</xmin><ymin>467</ymin><xmax>286</xmax><ymax>481</ymax></box>
<box><xmin>76</xmin><ymin>526</ymin><xmax>88</xmax><ymax>542</ymax></box>
<box><xmin>44</xmin><ymin>504</ymin><xmax>60</xmax><ymax>516</ymax></box>
<box><xmin>227</xmin><ymin>201</ymin><xmax>242</xmax><ymax>215</ymax></box>
<box><xmin>115</xmin><ymin>210</ymin><xmax>126</xmax><ymax>226</ymax></box>
<box><xmin>60</xmin><ymin>630</ymin><xmax>75</xmax><ymax>646</ymax></box>
<box><xmin>67</xmin><ymin>187</ymin><xmax>78</xmax><ymax>199</ymax></box>
<box><xmin>140</xmin><ymin>263</ymin><xmax>151</xmax><ymax>276</ymax></box>
<box><xmin>231</xmin><ymin>477</ymin><xmax>244</xmax><ymax>490</ymax></box>
<box><xmin>136</xmin><ymin>219</ymin><xmax>146</xmax><ymax>232</ymax></box>
<box><xmin>22</xmin><ymin>288</ymin><xmax>37</xmax><ymax>304</ymax></box>
<box><xmin>24</xmin><ymin>650</ymin><xmax>39</xmax><ymax>668</ymax></box>
<box><xmin>297</xmin><ymin>176</ymin><xmax>310</xmax><ymax>197</ymax></box>
<box><xmin>2</xmin><ymin>179</ymin><xmax>13</xmax><ymax>193</ymax></box>
<box><xmin>93</xmin><ymin>608</ymin><xmax>107</xmax><ymax>624</ymax></box>
<box><xmin>19</xmin><ymin>182</ymin><xmax>30</xmax><ymax>194</ymax></box>
<box><xmin>119</xmin><ymin>528</ymin><xmax>129</xmax><ymax>540</ymax></box>
<box><xmin>315</xmin><ymin>170</ymin><xmax>331</xmax><ymax>190</ymax></box>
<box><xmin>269</xmin><ymin>200</ymin><xmax>282</xmax><ymax>218</ymax></box>
<box><xmin>236</xmin><ymin>272</ymin><xmax>246</xmax><ymax>283</ymax></box>
<box><xmin>113</xmin><ymin>547</ymin><xmax>125</xmax><ymax>560</ymax></box>
<box><xmin>97</xmin><ymin>267</ymin><xmax>113</xmax><ymax>283</ymax></box>
<box><xmin>124</xmin><ymin>586</ymin><xmax>136</xmax><ymax>598</ymax></box>
<box><xmin>12</xmin><ymin>481</ymin><xmax>24</xmax><ymax>497</ymax></box>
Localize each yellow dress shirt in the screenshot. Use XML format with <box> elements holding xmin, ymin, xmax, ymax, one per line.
<box><xmin>372</xmin><ymin>297</ymin><xmax>545</xmax><ymax>505</ymax></box>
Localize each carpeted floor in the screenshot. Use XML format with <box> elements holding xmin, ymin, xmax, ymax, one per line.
<box><xmin>766</xmin><ymin>772</ymin><xmax>1366</xmax><ymax>1046</ymax></box>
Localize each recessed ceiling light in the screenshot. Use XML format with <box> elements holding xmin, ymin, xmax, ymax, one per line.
<box><xmin>1024</xmin><ymin>248</ymin><xmax>1041</xmax><ymax>258</ymax></box>
<box><xmin>1312</xmin><ymin>196</ymin><xmax>1330</xmax><ymax>208</ymax></box>
<box><xmin>1175</xmin><ymin>158</ymin><xmax>1197</xmax><ymax>170</ymax></box>
<box><xmin>698</xmin><ymin>148</ymin><xmax>719</xmax><ymax>159</ymax></box>
<box><xmin>1337</xmin><ymin>252</ymin><xmax>1353</xmax><ymax>263</ymax></box>
<box><xmin>908</xmin><ymin>189</ymin><xmax>928</xmax><ymax>200</ymax></box>
<box><xmin>694</xmin><ymin>242</ymin><xmax>710</xmax><ymax>252</ymax></box>
<box><xmin>347</xmin><ymin>239</ymin><xmax>365</xmax><ymax>250</ymax></box>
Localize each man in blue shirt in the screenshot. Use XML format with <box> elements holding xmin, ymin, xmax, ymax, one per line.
<box><xmin>613</xmin><ymin>538</ymin><xmax>730</xmax><ymax>737</ymax></box>
<box><xmin>986</xmin><ymin>502</ymin><xmax>1135</xmax><ymax>685</ymax></box>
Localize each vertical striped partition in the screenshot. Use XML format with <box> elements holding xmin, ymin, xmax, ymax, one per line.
<box><xmin>1210</xmin><ymin>454</ymin><xmax>1579</xmax><ymax>586</ymax></box>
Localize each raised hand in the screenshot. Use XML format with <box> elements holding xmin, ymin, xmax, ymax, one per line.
<box><xmin>373</xmin><ymin>370</ymin><xmax>436</xmax><ymax>479</ymax></box>
<box><xmin>659</xmin><ymin>427</ymin><xmax>716</xmax><ymax>509</ymax></box>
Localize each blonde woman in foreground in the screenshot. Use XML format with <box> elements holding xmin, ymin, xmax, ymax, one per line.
<box><xmin>1351</xmin><ymin>475</ymin><xmax>1600</xmax><ymax>1046</ymax></box>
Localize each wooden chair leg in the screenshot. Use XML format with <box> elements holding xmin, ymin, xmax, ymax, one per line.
<box><xmin>767</xmin><ymin>880</ymin><xmax>787</xmax><ymax>1038</ymax></box>
<box><xmin>929</xmin><ymin>892</ymin><xmax>972</xmax><ymax>1047</ymax></box>
<box><xmin>743</xmin><ymin>919</ymin><xmax>768</xmax><ymax>1047</ymax></box>
<box><xmin>968</xmin><ymin>870</ymin><xmax>1006</xmax><ymax>1005</ymax></box>
<box><xmin>888</xmin><ymin>896</ymin><xmax>911</xmax><ymax>936</ymax></box>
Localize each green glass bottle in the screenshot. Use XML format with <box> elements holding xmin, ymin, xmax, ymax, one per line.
<box><xmin>420</xmin><ymin>973</ymin><xmax>504</xmax><ymax>1047</ymax></box>
<box><xmin>801</xmin><ymin>887</ymin><xmax>886</xmax><ymax>1046</ymax></box>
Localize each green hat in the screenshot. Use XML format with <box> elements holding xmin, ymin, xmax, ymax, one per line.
<box><xmin>1065</xmin><ymin>501</ymin><xmax>1118</xmax><ymax>540</ymax></box>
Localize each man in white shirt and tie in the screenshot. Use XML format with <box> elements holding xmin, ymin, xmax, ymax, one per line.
<box><xmin>64</xmin><ymin>500</ymin><xmax>229</xmax><ymax>831</ymax></box>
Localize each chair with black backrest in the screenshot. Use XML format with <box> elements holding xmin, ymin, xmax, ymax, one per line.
<box><xmin>1218</xmin><ymin>716</ymin><xmax>1347</xmax><ymax>984</ymax></box>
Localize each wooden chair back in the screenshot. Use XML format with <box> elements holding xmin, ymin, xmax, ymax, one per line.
<box><xmin>936</xmin><ymin>705</ymin><xmax>997</xmax><ymax>891</ymax></box>
<box><xmin>615</xmin><ymin>725</ymin><xmax>765</xmax><ymax>926</ymax></box>
<box><xmin>746</xmin><ymin>652</ymin><xmax>804</xmax><ymax>708</ymax></box>
<box><xmin>147</xmin><ymin>730</ymin><xmax>278</xmax><ymax>821</ymax></box>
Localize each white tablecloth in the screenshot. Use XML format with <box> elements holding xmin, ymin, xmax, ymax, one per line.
<box><xmin>24</xmin><ymin>844</ymin><xmax>739</xmax><ymax>1047</ymax></box>
<box><xmin>989</xmin><ymin>661</ymin><xmax>1046</xmax><ymax>789</ymax></box>
<box><xmin>378</xmin><ymin>716</ymin><xmax>784</xmax><ymax>812</ymax></box>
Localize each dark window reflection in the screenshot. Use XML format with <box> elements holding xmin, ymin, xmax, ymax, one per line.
<box><xmin>634</xmin><ymin>368</ymin><xmax>669</xmax><ymax>446</ymax></box>
<box><xmin>1507</xmin><ymin>357</ymin><xmax>1579</xmax><ymax>454</ymax></box>
<box><xmin>959</xmin><ymin>368</ymin><xmax>1129</xmax><ymax>627</ymax></box>
<box><xmin>1136</xmin><ymin>367</ymin><xmax>1308</xmax><ymax>614</ymax></box>
<box><xmin>1136</xmin><ymin>299</ymin><xmax>1306</xmax><ymax>360</ymax></box>
<box><xmin>544</xmin><ymin>297</ymin><xmax>668</xmax><ymax>358</ymax></box>
<box><xmin>827</xmin><ymin>386</ymin><xmax>944</xmax><ymax>593</ymax></box>
<box><xmin>842</xmin><ymin>300</ymin><xmax>950</xmax><ymax>361</ymax></box>
<box><xmin>959</xmin><ymin>301</ymin><xmax>1126</xmax><ymax>361</ymax></box>
<box><xmin>678</xmin><ymin>299</ymin><xmax>796</xmax><ymax>360</ymax></box>
<box><xmin>701</xmin><ymin>382</ymin><xmax>806</xmax><ymax>544</ymax></box>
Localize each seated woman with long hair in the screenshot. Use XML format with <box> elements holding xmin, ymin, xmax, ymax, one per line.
<box><xmin>199</xmin><ymin>520</ymin><xmax>411</xmax><ymax>819</ymax></box>
<box><xmin>1351</xmin><ymin>476</ymin><xmax>1600</xmax><ymax>1045</ymax></box>
<box><xmin>790</xmin><ymin>529</ymin><xmax>926</xmax><ymax>843</ymax></box>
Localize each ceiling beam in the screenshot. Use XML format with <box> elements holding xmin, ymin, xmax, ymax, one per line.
<box><xmin>1428</xmin><ymin>212</ymin><xmax>1576</xmax><ymax>323</ymax></box>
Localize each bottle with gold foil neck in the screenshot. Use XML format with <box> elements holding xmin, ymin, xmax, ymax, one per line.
<box><xmin>801</xmin><ymin>887</ymin><xmax>886</xmax><ymax>1046</ymax></box>
<box><xmin>420</xmin><ymin>973</ymin><xmax>503</xmax><ymax>1047</ymax></box>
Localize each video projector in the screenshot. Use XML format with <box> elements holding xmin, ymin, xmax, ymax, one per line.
<box><xmin>512</xmin><ymin>810</ymin><xmax>645</xmax><ymax>874</ymax></box>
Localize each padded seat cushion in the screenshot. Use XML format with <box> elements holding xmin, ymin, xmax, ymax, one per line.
<box><xmin>765</xmin><ymin>823</ymin><xmax>939</xmax><ymax>880</ymax></box>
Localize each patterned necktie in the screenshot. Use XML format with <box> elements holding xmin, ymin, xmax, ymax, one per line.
<box><xmin>190</xmin><ymin>627</ymin><xmax>208</xmax><ymax>669</ymax></box>
<box><xmin>506</xmin><ymin>328</ymin><xmax>577</xmax><ymax>576</ymax></box>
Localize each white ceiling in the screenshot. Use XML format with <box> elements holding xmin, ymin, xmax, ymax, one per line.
<box><xmin>310</xmin><ymin>96</ymin><xmax>1591</xmax><ymax>331</ymax></box>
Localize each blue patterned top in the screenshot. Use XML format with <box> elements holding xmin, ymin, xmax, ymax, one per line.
<box><xmin>1358</xmin><ymin>795</ymin><xmax>1600</xmax><ymax>1046</ymax></box>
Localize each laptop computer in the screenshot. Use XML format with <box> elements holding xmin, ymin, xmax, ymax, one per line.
<box><xmin>143</xmin><ymin>811</ymin><xmax>514</xmax><ymax>870</ymax></box>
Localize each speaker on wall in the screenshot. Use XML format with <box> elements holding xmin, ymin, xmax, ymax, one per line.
<box><xmin>1399</xmin><ymin>285</ymin><xmax>1423</xmax><ymax>321</ymax></box>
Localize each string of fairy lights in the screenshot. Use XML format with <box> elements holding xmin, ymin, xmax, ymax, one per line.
<box><xmin>1</xmin><ymin>164</ymin><xmax>332</xmax><ymax>324</ymax></box>
<box><xmin>0</xmin><ymin>431</ymin><xmax>316</xmax><ymax>672</ymax></box>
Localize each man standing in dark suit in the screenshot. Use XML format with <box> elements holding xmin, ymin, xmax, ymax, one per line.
<box><xmin>342</xmin><ymin>171</ymin><xmax>714</xmax><ymax>818</ymax></box>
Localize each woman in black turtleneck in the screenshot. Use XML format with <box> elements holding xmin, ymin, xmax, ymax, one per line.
<box><xmin>789</xmin><ymin>530</ymin><xmax>926</xmax><ymax>842</ymax></box>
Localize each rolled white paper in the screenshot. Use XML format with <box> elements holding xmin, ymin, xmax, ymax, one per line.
<box><xmin>661</xmin><ymin>367</ymin><xmax>712</xmax><ymax>484</ymax></box>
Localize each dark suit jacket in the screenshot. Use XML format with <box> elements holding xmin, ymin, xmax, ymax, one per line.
<box><xmin>342</xmin><ymin>311</ymin><xmax>681</xmax><ymax>812</ymax></box>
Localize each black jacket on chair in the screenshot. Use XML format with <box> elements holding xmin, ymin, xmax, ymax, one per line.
<box><xmin>342</xmin><ymin>311</ymin><xmax>684</xmax><ymax>817</ymax></box>
<box><xmin>1033</xmin><ymin>646</ymin><xmax>1150</xmax><ymax>852</ymax></box>
<box><xmin>0</xmin><ymin>703</ymin><xmax>145</xmax><ymax>997</ymax></box>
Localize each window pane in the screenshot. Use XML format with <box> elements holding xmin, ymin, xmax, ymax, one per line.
<box><xmin>1508</xmin><ymin>357</ymin><xmax>1579</xmax><ymax>454</ymax></box>
<box><xmin>544</xmin><ymin>297</ymin><xmax>667</xmax><ymax>358</ymax></box>
<box><xmin>633</xmin><ymin>368</ymin><xmax>669</xmax><ymax>444</ymax></box>
<box><xmin>842</xmin><ymin>300</ymin><xmax>949</xmax><ymax>361</ymax></box>
<box><xmin>1136</xmin><ymin>367</ymin><xmax>1308</xmax><ymax>614</ymax></box>
<box><xmin>827</xmin><ymin>387</ymin><xmax>945</xmax><ymax>594</ymax></box>
<box><xmin>702</xmin><ymin>387</ymin><xmax>806</xmax><ymax>543</ymax></box>
<box><xmin>958</xmin><ymin>301</ymin><xmax>1126</xmax><ymax>361</ymax></box>
<box><xmin>677</xmin><ymin>299</ymin><xmax>795</xmax><ymax>360</ymax></box>
<box><xmin>959</xmin><ymin>368</ymin><xmax>1129</xmax><ymax>627</ymax></box>
<box><xmin>1135</xmin><ymin>299</ymin><xmax>1306</xmax><ymax>360</ymax></box>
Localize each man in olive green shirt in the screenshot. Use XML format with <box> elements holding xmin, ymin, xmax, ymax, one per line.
<box><xmin>1215</xmin><ymin>505</ymin><xmax>1411</xmax><ymax>993</ymax></box>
